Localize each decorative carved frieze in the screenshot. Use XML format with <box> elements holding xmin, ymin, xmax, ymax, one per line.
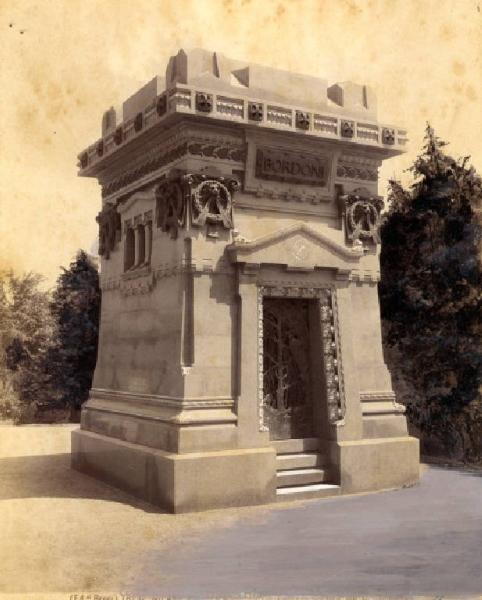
<box><xmin>267</xmin><ymin>105</ymin><xmax>292</xmax><ymax>126</ymax></box>
<box><xmin>336</xmin><ymin>155</ymin><xmax>380</xmax><ymax>182</ymax></box>
<box><xmin>101</xmin><ymin>137</ymin><xmax>246</xmax><ymax>198</ymax></box>
<box><xmin>120</xmin><ymin>268</ymin><xmax>155</xmax><ymax>296</ymax></box>
<box><xmin>96</xmin><ymin>203</ymin><xmax>121</xmax><ymax>258</ymax></box>
<box><xmin>336</xmin><ymin>163</ymin><xmax>378</xmax><ymax>182</ymax></box>
<box><xmin>340</xmin><ymin>187</ymin><xmax>384</xmax><ymax>246</ymax></box>
<box><xmin>257</xmin><ymin>285</ymin><xmax>346</xmax><ymax>431</ymax></box>
<box><xmin>155</xmin><ymin>179</ymin><xmax>186</xmax><ymax>239</ymax></box>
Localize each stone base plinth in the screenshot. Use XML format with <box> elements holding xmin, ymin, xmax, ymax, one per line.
<box><xmin>329</xmin><ymin>436</ymin><xmax>420</xmax><ymax>494</ymax></box>
<box><xmin>71</xmin><ymin>429</ymin><xmax>276</xmax><ymax>513</ymax></box>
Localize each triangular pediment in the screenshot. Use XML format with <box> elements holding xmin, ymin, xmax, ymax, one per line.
<box><xmin>227</xmin><ymin>224</ymin><xmax>362</xmax><ymax>270</ymax></box>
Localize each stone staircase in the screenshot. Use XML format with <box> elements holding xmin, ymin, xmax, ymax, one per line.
<box><xmin>272</xmin><ymin>437</ymin><xmax>341</xmax><ymax>501</ymax></box>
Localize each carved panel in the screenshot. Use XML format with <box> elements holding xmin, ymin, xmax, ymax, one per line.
<box><xmin>255</xmin><ymin>147</ymin><xmax>328</xmax><ymax>187</ymax></box>
<box><xmin>96</xmin><ymin>203</ymin><xmax>121</xmax><ymax>258</ymax></box>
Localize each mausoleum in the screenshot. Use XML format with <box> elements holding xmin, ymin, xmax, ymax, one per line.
<box><xmin>72</xmin><ymin>48</ymin><xmax>419</xmax><ymax>512</ymax></box>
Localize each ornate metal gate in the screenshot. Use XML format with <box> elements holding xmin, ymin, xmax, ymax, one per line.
<box><xmin>262</xmin><ymin>297</ymin><xmax>313</xmax><ymax>440</ymax></box>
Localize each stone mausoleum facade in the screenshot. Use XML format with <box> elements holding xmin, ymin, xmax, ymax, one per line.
<box><xmin>72</xmin><ymin>48</ymin><xmax>419</xmax><ymax>512</ymax></box>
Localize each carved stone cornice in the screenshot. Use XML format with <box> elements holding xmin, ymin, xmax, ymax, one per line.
<box><xmin>360</xmin><ymin>390</ymin><xmax>406</xmax><ymax>415</ymax></box>
<box><xmin>101</xmin><ymin>135</ymin><xmax>246</xmax><ymax>199</ymax></box>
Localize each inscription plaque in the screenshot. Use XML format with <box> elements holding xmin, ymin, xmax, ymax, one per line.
<box><xmin>255</xmin><ymin>147</ymin><xmax>328</xmax><ymax>187</ymax></box>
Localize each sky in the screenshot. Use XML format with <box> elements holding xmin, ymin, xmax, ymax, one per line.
<box><xmin>1</xmin><ymin>0</ymin><xmax>481</xmax><ymax>286</ymax></box>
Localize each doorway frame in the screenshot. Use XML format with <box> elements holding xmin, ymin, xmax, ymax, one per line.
<box><xmin>257</xmin><ymin>284</ymin><xmax>346</xmax><ymax>435</ymax></box>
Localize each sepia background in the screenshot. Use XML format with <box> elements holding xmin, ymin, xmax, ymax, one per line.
<box><xmin>1</xmin><ymin>0</ymin><xmax>481</xmax><ymax>285</ymax></box>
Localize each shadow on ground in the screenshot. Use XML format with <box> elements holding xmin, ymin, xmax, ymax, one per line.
<box><xmin>0</xmin><ymin>452</ymin><xmax>166</xmax><ymax>513</ymax></box>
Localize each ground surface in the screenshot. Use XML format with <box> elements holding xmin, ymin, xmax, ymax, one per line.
<box><xmin>1</xmin><ymin>425</ymin><xmax>481</xmax><ymax>599</ymax></box>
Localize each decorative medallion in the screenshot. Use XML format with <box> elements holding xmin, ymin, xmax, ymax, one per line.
<box><xmin>341</xmin><ymin>120</ymin><xmax>355</xmax><ymax>138</ymax></box>
<box><xmin>195</xmin><ymin>92</ymin><xmax>213</xmax><ymax>112</ymax></box>
<box><xmin>155</xmin><ymin>179</ymin><xmax>185</xmax><ymax>239</ymax></box>
<box><xmin>341</xmin><ymin>187</ymin><xmax>384</xmax><ymax>245</ymax></box>
<box><xmin>248</xmin><ymin>102</ymin><xmax>263</xmax><ymax>122</ymax></box>
<box><xmin>382</xmin><ymin>127</ymin><xmax>395</xmax><ymax>145</ymax></box>
<box><xmin>96</xmin><ymin>203</ymin><xmax>121</xmax><ymax>258</ymax></box>
<box><xmin>186</xmin><ymin>174</ymin><xmax>239</xmax><ymax>230</ymax></box>
<box><xmin>295</xmin><ymin>111</ymin><xmax>310</xmax><ymax>130</ymax></box>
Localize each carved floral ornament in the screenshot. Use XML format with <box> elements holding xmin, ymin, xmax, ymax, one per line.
<box><xmin>340</xmin><ymin>187</ymin><xmax>384</xmax><ymax>246</ymax></box>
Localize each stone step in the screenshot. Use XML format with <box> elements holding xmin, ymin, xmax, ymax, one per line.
<box><xmin>276</xmin><ymin>452</ymin><xmax>325</xmax><ymax>470</ymax></box>
<box><xmin>276</xmin><ymin>483</ymin><xmax>341</xmax><ymax>502</ymax></box>
<box><xmin>276</xmin><ymin>467</ymin><xmax>327</xmax><ymax>487</ymax></box>
<box><xmin>271</xmin><ymin>437</ymin><xmax>320</xmax><ymax>454</ymax></box>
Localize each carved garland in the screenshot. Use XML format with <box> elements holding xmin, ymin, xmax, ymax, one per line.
<box><xmin>257</xmin><ymin>285</ymin><xmax>346</xmax><ymax>432</ymax></box>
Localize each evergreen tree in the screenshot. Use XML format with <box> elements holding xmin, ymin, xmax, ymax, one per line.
<box><xmin>47</xmin><ymin>251</ymin><xmax>100</xmax><ymax>412</ymax></box>
<box><xmin>380</xmin><ymin>125</ymin><xmax>482</xmax><ymax>462</ymax></box>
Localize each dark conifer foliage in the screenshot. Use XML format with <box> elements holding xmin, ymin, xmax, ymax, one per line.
<box><xmin>47</xmin><ymin>251</ymin><xmax>100</xmax><ymax>411</ymax></box>
<box><xmin>380</xmin><ymin>125</ymin><xmax>482</xmax><ymax>462</ymax></box>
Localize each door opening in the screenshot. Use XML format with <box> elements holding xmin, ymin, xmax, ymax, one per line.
<box><xmin>262</xmin><ymin>297</ymin><xmax>314</xmax><ymax>440</ymax></box>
